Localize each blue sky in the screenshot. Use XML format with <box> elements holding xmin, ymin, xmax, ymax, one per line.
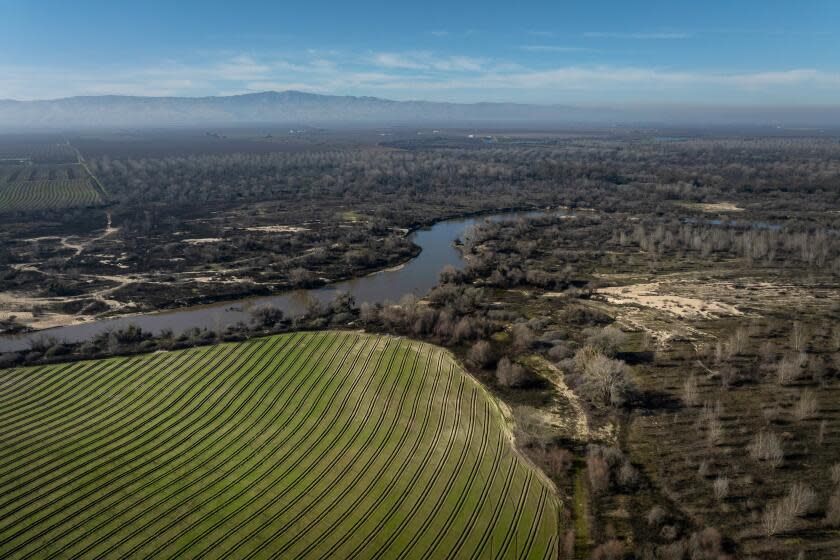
<box><xmin>1</xmin><ymin>0</ymin><xmax>838</xmax><ymax>104</ymax></box>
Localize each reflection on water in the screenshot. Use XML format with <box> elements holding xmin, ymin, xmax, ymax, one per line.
<box><xmin>0</xmin><ymin>209</ymin><xmax>554</xmax><ymax>352</ymax></box>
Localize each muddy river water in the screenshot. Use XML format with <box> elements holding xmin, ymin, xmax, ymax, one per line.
<box><xmin>0</xmin><ymin>209</ymin><xmax>555</xmax><ymax>352</ymax></box>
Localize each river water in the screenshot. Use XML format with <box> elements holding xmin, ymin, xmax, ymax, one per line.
<box><xmin>0</xmin><ymin>209</ymin><xmax>554</xmax><ymax>352</ymax></box>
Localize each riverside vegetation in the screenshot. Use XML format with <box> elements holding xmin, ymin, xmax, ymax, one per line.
<box><xmin>1</xmin><ymin>127</ymin><xmax>839</xmax><ymax>559</ymax></box>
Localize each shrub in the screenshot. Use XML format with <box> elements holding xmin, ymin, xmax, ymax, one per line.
<box><xmin>830</xmin><ymin>463</ymin><xmax>840</xmax><ymax>486</ymax></box>
<box><xmin>762</xmin><ymin>502</ymin><xmax>795</xmax><ymax>536</ymax></box>
<box><xmin>592</xmin><ymin>540</ymin><xmax>624</xmax><ymax>560</ymax></box>
<box><xmin>45</xmin><ymin>344</ymin><xmax>70</xmax><ymax>358</ymax></box>
<box><xmin>583</xmin><ymin>325</ymin><xmax>626</xmax><ymax>357</ymax></box>
<box><xmin>548</xmin><ymin>342</ymin><xmax>575</xmax><ymax>362</ymax></box>
<box><xmin>749</xmin><ymin>430</ymin><xmax>784</xmax><ymax>469</ymax></box>
<box><xmin>698</xmin><ymin>401</ymin><xmax>724</xmax><ymax>446</ymax></box>
<box><xmin>713</xmin><ymin>476</ymin><xmax>730</xmax><ymax>501</ymax></box>
<box><xmin>682</xmin><ymin>374</ymin><xmax>699</xmax><ymax>407</ymax></box>
<box><xmin>826</xmin><ymin>489</ymin><xmax>840</xmax><ymax>527</ymax></box>
<box><xmin>512</xmin><ymin>406</ymin><xmax>552</xmax><ymax>448</ymax></box>
<box><xmin>647</xmin><ymin>505</ymin><xmax>667</xmax><ymax>527</ymax></box>
<box><xmin>688</xmin><ymin>527</ymin><xmax>722</xmax><ymax>559</ymax></box>
<box><xmin>561</xmin><ymin>530</ymin><xmax>575</xmax><ymax>559</ymax></box>
<box><xmin>618</xmin><ymin>462</ymin><xmax>639</xmax><ymax>490</ymax></box>
<box><xmin>791</xmin><ymin>321</ymin><xmax>810</xmax><ymax>352</ymax></box>
<box><xmin>496</xmin><ymin>357</ymin><xmax>527</xmax><ymax>388</ymax></box>
<box><xmin>818</xmin><ymin>419</ymin><xmax>828</xmax><ymax>446</ymax></box>
<box><xmin>705</xmin><ymin>415</ymin><xmax>723</xmax><ymax>446</ymax></box>
<box><xmin>763</xmin><ymin>482</ymin><xmax>818</xmax><ymax>535</ymax></box>
<box><xmin>785</xmin><ymin>482</ymin><xmax>818</xmax><ymax>517</ymax></box>
<box><xmin>0</xmin><ymin>352</ymin><xmax>19</xmax><ymax>367</ymax></box>
<box><xmin>251</xmin><ymin>305</ymin><xmax>284</xmax><ymax>328</ymax></box>
<box><xmin>587</xmin><ymin>455</ymin><xmax>610</xmax><ymax>495</ymax></box>
<box><xmin>728</xmin><ymin>327</ymin><xmax>750</xmax><ymax>356</ymax></box>
<box><xmin>776</xmin><ymin>352</ymin><xmax>807</xmax><ymax>385</ymax></box>
<box><xmin>467</xmin><ymin>340</ymin><xmax>495</xmax><ymax>368</ymax></box>
<box><xmin>511</xmin><ymin>323</ymin><xmax>535</xmax><ymax>352</ymax></box>
<box><xmin>533</xmin><ymin>447</ymin><xmax>573</xmax><ymax>478</ymax></box>
<box><xmin>793</xmin><ymin>390</ymin><xmax>818</xmax><ymax>420</ymax></box>
<box><xmin>574</xmin><ymin>348</ymin><xmax>632</xmax><ymax>407</ymax></box>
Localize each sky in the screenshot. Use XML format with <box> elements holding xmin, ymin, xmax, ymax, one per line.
<box><xmin>1</xmin><ymin>0</ymin><xmax>839</xmax><ymax>105</ymax></box>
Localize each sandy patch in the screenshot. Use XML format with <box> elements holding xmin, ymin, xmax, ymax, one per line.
<box><xmin>679</xmin><ymin>201</ymin><xmax>744</xmax><ymax>213</ymax></box>
<box><xmin>183</xmin><ymin>238</ymin><xmax>222</xmax><ymax>245</ymax></box>
<box><xmin>366</xmin><ymin>262</ymin><xmax>406</xmax><ymax>276</ymax></box>
<box><xmin>598</xmin><ymin>282</ymin><xmax>742</xmax><ymax>320</ymax></box>
<box><xmin>526</xmin><ymin>356</ymin><xmax>590</xmax><ymax>442</ymax></box>
<box><xmin>187</xmin><ymin>275</ymin><xmax>251</xmax><ymax>285</ymax></box>
<box><xmin>0</xmin><ymin>309</ymin><xmax>89</xmax><ymax>331</ymax></box>
<box><xmin>542</xmin><ymin>291</ymin><xmax>567</xmax><ymax>298</ymax></box>
<box><xmin>244</xmin><ymin>225</ymin><xmax>309</xmax><ymax>234</ymax></box>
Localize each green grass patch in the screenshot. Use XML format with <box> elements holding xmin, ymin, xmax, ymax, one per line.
<box><xmin>0</xmin><ymin>331</ymin><xmax>559</xmax><ymax>558</ymax></box>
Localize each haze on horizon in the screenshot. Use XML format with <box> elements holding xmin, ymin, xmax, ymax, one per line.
<box><xmin>1</xmin><ymin>0</ymin><xmax>839</xmax><ymax>109</ymax></box>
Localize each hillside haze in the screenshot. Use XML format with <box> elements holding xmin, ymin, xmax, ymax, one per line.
<box><xmin>0</xmin><ymin>91</ymin><xmax>588</xmax><ymax>128</ymax></box>
<box><xmin>2</xmin><ymin>91</ymin><xmax>838</xmax><ymax>129</ymax></box>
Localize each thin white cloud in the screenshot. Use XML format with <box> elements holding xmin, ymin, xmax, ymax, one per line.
<box><xmin>583</xmin><ymin>31</ymin><xmax>691</xmax><ymax>39</ymax></box>
<box><xmin>369</xmin><ymin>52</ymin><xmax>485</xmax><ymax>72</ymax></box>
<box><xmin>371</xmin><ymin>53</ymin><xmax>428</xmax><ymax>70</ymax></box>
<box><xmin>519</xmin><ymin>45</ymin><xmax>589</xmax><ymax>53</ymax></box>
<box><xmin>213</xmin><ymin>55</ymin><xmax>272</xmax><ymax>80</ymax></box>
<box><xmin>2</xmin><ymin>49</ymin><xmax>839</xmax><ymax>105</ymax></box>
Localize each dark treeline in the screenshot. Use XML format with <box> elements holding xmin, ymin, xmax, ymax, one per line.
<box><xmin>89</xmin><ymin>137</ymin><xmax>840</xmax><ymax>223</ymax></box>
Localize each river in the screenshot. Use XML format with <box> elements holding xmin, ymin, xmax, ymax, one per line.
<box><xmin>0</xmin><ymin>209</ymin><xmax>555</xmax><ymax>352</ymax></box>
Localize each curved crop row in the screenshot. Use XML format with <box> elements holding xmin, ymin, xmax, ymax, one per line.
<box><xmin>24</xmin><ymin>332</ymin><xmax>352</xmax><ymax>560</ymax></box>
<box><xmin>0</xmin><ymin>332</ymin><xmax>559</xmax><ymax>559</ymax></box>
<box><xmin>0</xmin><ymin>178</ymin><xmax>101</xmax><ymax>212</ymax></box>
<box><xmin>311</xmin><ymin>350</ymin><xmax>447</xmax><ymax>560</ymax></box>
<box><xmin>0</xmin><ymin>338</ymin><xmax>268</xmax><ymax>548</ymax></box>
<box><xmin>86</xmin><ymin>332</ymin><xmax>354</xmax><ymax>558</ymax></box>
<box><xmin>239</xmin><ymin>341</ymin><xmax>436</xmax><ymax>559</ymax></box>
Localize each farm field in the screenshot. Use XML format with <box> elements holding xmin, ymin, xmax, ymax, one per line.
<box><xmin>0</xmin><ymin>164</ymin><xmax>102</xmax><ymax>212</ymax></box>
<box><xmin>0</xmin><ymin>331</ymin><xmax>559</xmax><ymax>559</ymax></box>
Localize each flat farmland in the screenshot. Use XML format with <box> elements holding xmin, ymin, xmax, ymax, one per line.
<box><xmin>0</xmin><ymin>164</ymin><xmax>102</xmax><ymax>212</ymax></box>
<box><xmin>0</xmin><ymin>331</ymin><xmax>559</xmax><ymax>559</ymax></box>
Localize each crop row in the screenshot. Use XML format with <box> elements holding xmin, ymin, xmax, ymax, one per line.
<box><xmin>0</xmin><ymin>332</ymin><xmax>559</xmax><ymax>559</ymax></box>
<box><xmin>0</xmin><ymin>178</ymin><xmax>102</xmax><ymax>212</ymax></box>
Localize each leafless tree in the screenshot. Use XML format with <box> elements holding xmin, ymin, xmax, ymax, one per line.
<box><xmin>682</xmin><ymin>375</ymin><xmax>699</xmax><ymax>407</ymax></box>
<box><xmin>713</xmin><ymin>476</ymin><xmax>730</xmax><ymax>501</ymax></box>
<box><xmin>749</xmin><ymin>430</ymin><xmax>784</xmax><ymax>469</ymax></box>
<box><xmin>467</xmin><ymin>340</ymin><xmax>496</xmax><ymax>368</ymax></box>
<box><xmin>791</xmin><ymin>321</ymin><xmax>810</xmax><ymax>352</ymax></box>
<box><xmin>496</xmin><ymin>357</ymin><xmax>527</xmax><ymax>388</ymax></box>
<box><xmin>793</xmin><ymin>390</ymin><xmax>819</xmax><ymax>421</ymax></box>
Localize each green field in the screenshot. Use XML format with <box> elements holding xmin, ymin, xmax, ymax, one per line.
<box><xmin>0</xmin><ymin>164</ymin><xmax>102</xmax><ymax>212</ymax></box>
<box><xmin>0</xmin><ymin>331</ymin><xmax>559</xmax><ymax>559</ymax></box>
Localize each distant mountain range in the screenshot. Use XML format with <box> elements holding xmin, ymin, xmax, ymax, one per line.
<box><xmin>1</xmin><ymin>91</ymin><xmax>838</xmax><ymax>129</ymax></box>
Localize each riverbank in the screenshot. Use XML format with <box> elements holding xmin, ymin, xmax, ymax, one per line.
<box><xmin>0</xmin><ymin>207</ymin><xmax>557</xmax><ymax>353</ymax></box>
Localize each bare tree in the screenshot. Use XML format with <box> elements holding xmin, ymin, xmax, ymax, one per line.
<box><xmin>761</xmin><ymin>483</ymin><xmax>817</xmax><ymax>536</ymax></box>
<box><xmin>496</xmin><ymin>357</ymin><xmax>526</xmax><ymax>388</ymax></box>
<box><xmin>776</xmin><ymin>352</ymin><xmax>806</xmax><ymax>385</ymax></box>
<box><xmin>682</xmin><ymin>374</ymin><xmax>699</xmax><ymax>407</ymax></box>
<box><xmin>583</xmin><ymin>325</ymin><xmax>626</xmax><ymax>357</ymax></box>
<box><xmin>749</xmin><ymin>430</ymin><xmax>784</xmax><ymax>469</ymax></box>
<box><xmin>791</xmin><ymin>321</ymin><xmax>810</xmax><ymax>352</ymax></box>
<box><xmin>587</xmin><ymin>455</ymin><xmax>610</xmax><ymax>495</ymax></box>
<box><xmin>467</xmin><ymin>340</ymin><xmax>496</xmax><ymax>368</ymax></box>
<box><xmin>793</xmin><ymin>390</ymin><xmax>818</xmax><ymax>421</ymax></box>
<box><xmin>576</xmin><ymin>351</ymin><xmax>632</xmax><ymax>407</ymax></box>
<box><xmin>827</xmin><ymin>490</ymin><xmax>840</xmax><ymax>528</ymax></box>
<box><xmin>713</xmin><ymin>476</ymin><xmax>730</xmax><ymax>501</ymax></box>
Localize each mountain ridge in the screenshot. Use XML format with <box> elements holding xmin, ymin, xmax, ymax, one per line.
<box><xmin>1</xmin><ymin>90</ymin><xmax>838</xmax><ymax>128</ymax></box>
